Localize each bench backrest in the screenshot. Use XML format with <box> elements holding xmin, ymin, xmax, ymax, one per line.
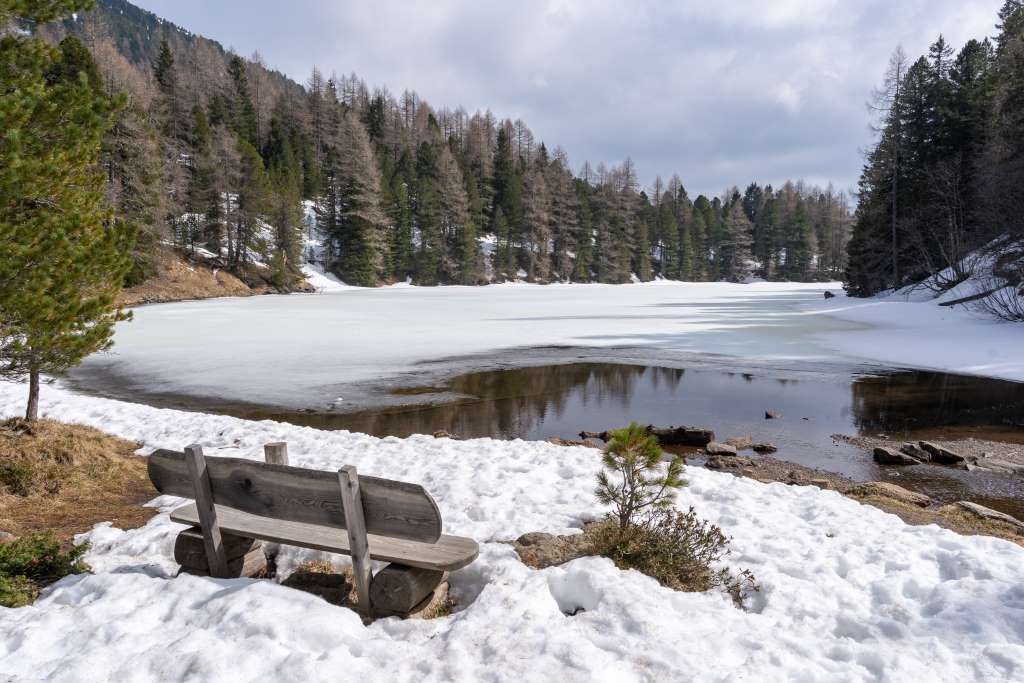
<box><xmin>148</xmin><ymin>449</ymin><xmax>442</xmax><ymax>543</ymax></box>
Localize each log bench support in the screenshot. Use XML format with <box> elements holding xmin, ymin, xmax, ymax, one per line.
<box><xmin>158</xmin><ymin>441</ymin><xmax>471</xmax><ymax>619</ymax></box>
<box><xmin>338</xmin><ymin>465</ymin><xmax>373</xmax><ymax>616</ymax></box>
<box><xmin>184</xmin><ymin>444</ymin><xmax>229</xmax><ymax>578</ymax></box>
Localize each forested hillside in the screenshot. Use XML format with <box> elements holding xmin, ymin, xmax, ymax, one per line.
<box><xmin>847</xmin><ymin>0</ymin><xmax>1024</xmax><ymax>319</ymax></box>
<box><xmin>30</xmin><ymin>0</ymin><xmax>852</xmax><ymax>289</ymax></box>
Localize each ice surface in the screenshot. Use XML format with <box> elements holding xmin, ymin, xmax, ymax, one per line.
<box><xmin>806</xmin><ymin>244</ymin><xmax>1024</xmax><ymax>382</ymax></box>
<box><xmin>0</xmin><ymin>381</ymin><xmax>1022</xmax><ymax>681</ymax></box>
<box><xmin>76</xmin><ymin>281</ymin><xmax>860</xmax><ymax>409</ymax></box>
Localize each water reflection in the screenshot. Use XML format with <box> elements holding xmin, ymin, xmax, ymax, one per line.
<box><xmin>234</xmin><ymin>363</ymin><xmax>1024</xmax><ymax>517</ymax></box>
<box><xmin>302</xmin><ymin>364</ymin><xmax>1018</xmax><ymax>444</ymax></box>
<box><xmin>851</xmin><ymin>371</ymin><xmax>1024</xmax><ymax>441</ymax></box>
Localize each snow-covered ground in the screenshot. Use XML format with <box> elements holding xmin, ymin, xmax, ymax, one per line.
<box><xmin>0</xmin><ymin>381</ymin><xmax>1022</xmax><ymax>682</ymax></box>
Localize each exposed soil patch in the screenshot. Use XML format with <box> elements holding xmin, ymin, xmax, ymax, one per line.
<box><xmin>0</xmin><ymin>419</ymin><xmax>158</xmax><ymax>543</ymax></box>
<box><xmin>118</xmin><ymin>249</ymin><xmax>313</xmax><ymax>307</ymax></box>
<box><xmin>119</xmin><ymin>251</ymin><xmax>259</xmax><ymax>307</ymax></box>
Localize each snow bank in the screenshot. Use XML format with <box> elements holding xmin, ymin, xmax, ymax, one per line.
<box><xmin>300</xmin><ymin>263</ymin><xmax>355</xmax><ymax>293</ymax></box>
<box><xmin>1</xmin><ymin>381</ymin><xmax>1022</xmax><ymax>682</ymax></box>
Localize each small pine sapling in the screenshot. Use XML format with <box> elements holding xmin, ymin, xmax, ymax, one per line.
<box><xmin>595</xmin><ymin>423</ymin><xmax>686</xmax><ymax>531</ymax></box>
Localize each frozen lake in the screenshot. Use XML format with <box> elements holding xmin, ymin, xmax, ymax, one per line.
<box><xmin>71</xmin><ymin>281</ymin><xmax>863</xmax><ymax>410</ymax></box>
<box><xmin>66</xmin><ymin>281</ymin><xmax>1024</xmax><ymax>517</ymax></box>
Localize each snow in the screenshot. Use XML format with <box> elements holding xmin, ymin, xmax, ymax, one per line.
<box><xmin>300</xmin><ymin>263</ymin><xmax>355</xmax><ymax>293</ymax></box>
<box><xmin>77</xmin><ymin>281</ymin><xmax>856</xmax><ymax>409</ymax></box>
<box><xmin>0</xmin><ymin>381</ymin><xmax>1023</xmax><ymax>681</ymax></box>
<box><xmin>807</xmin><ymin>292</ymin><xmax>1024</xmax><ymax>381</ymax></box>
<box><xmin>806</xmin><ymin>242</ymin><xmax>1024</xmax><ymax>382</ymax></box>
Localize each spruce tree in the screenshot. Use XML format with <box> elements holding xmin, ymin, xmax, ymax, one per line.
<box><xmin>678</xmin><ymin>222</ymin><xmax>694</xmax><ymax>280</ymax></box>
<box><xmin>0</xmin><ymin>0</ymin><xmax>134</xmax><ymax>420</ymax></box>
<box><xmin>719</xmin><ymin>200</ymin><xmax>754</xmax><ymax>281</ymax></box>
<box><xmin>227</xmin><ymin>54</ymin><xmax>258</xmax><ymax>146</ymax></box>
<box><xmin>153</xmin><ymin>39</ymin><xmax>176</xmax><ymax>93</ymax></box>
<box><xmin>491</xmin><ymin>206</ymin><xmax>511</xmax><ymax>281</ymax></box>
<box><xmin>572</xmin><ymin>184</ymin><xmax>594</xmax><ymax>282</ymax></box>
<box><xmin>632</xmin><ymin>221</ymin><xmax>653</xmax><ymax>281</ymax></box>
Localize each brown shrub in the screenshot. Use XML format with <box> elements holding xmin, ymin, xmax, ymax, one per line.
<box><xmin>590</xmin><ymin>507</ymin><xmax>759</xmax><ymax>608</ymax></box>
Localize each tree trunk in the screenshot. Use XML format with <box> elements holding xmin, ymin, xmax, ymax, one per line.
<box><xmin>25</xmin><ymin>370</ymin><xmax>40</xmax><ymax>422</ymax></box>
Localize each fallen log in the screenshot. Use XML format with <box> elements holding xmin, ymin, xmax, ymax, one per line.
<box><xmin>937</xmin><ymin>286</ymin><xmax>1004</xmax><ymax>307</ymax></box>
<box><xmin>579</xmin><ymin>425</ymin><xmax>714</xmax><ymax>447</ymax></box>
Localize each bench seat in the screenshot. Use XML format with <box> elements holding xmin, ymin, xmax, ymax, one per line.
<box><xmin>171</xmin><ymin>503</ymin><xmax>479</xmax><ymax>572</ymax></box>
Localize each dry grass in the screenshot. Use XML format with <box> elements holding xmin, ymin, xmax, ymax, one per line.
<box><xmin>281</xmin><ymin>561</ymin><xmax>357</xmax><ymax>606</ymax></box>
<box><xmin>117</xmin><ymin>250</ymin><xmax>260</xmax><ymax>307</ymax></box>
<box><xmin>0</xmin><ymin>418</ymin><xmax>158</xmax><ymax>543</ymax></box>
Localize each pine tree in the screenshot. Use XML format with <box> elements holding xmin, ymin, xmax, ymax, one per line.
<box><xmin>383</xmin><ymin>156</ymin><xmax>415</xmax><ymax>282</ymax></box>
<box><xmin>230</xmin><ymin>140</ymin><xmax>269</xmax><ymax>269</ymax></box>
<box><xmin>983</xmin><ymin>1</ymin><xmax>1024</xmax><ymax>243</ymax></box>
<box><xmin>572</xmin><ymin>182</ymin><xmax>594</xmax><ymax>282</ymax></box>
<box><xmin>227</xmin><ymin>54</ymin><xmax>257</xmax><ymax>146</ymax></box>
<box><xmin>332</xmin><ymin>111</ymin><xmax>387</xmax><ymax>285</ymax></box>
<box><xmin>414</xmin><ymin>142</ymin><xmax>444</xmax><ymax>284</ymax></box>
<box><xmin>436</xmin><ymin>145</ymin><xmax>472</xmax><ymax>282</ymax></box>
<box><xmin>658</xmin><ymin>203</ymin><xmax>680</xmax><ymax>279</ymax></box>
<box><xmin>784</xmin><ymin>199</ymin><xmax>815</xmax><ymax>280</ymax></box>
<box><xmin>678</xmin><ymin>221</ymin><xmax>694</xmax><ymax>280</ymax></box>
<box><xmin>719</xmin><ymin>200</ymin><xmax>754</xmax><ymax>281</ymax></box>
<box><xmin>153</xmin><ymin>39</ymin><xmax>176</xmax><ymax>93</ymax></box>
<box><xmin>690</xmin><ymin>198</ymin><xmax>710</xmax><ymax>279</ymax></box>
<box><xmin>521</xmin><ymin>161</ymin><xmax>552</xmax><ymax>281</ymax></box>
<box><xmin>0</xmin><ymin>0</ymin><xmax>135</xmax><ymax>420</ymax></box>
<box><xmin>632</xmin><ymin>220</ymin><xmax>653</xmax><ymax>281</ymax></box>
<box><xmin>491</xmin><ymin>206</ymin><xmax>511</xmax><ymax>281</ymax></box>
<box><xmin>549</xmin><ymin>161</ymin><xmax>580</xmax><ymax>281</ymax></box>
<box><xmin>457</xmin><ymin>163</ymin><xmax>484</xmax><ymax>284</ymax></box>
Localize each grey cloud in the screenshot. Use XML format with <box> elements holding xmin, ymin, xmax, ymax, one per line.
<box><xmin>136</xmin><ymin>0</ymin><xmax>1001</xmax><ymax>196</ymax></box>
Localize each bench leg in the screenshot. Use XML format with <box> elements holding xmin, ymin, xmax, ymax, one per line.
<box><xmin>263</xmin><ymin>442</ymin><xmax>288</xmax><ymax>465</ymax></box>
<box><xmin>185</xmin><ymin>444</ymin><xmax>229</xmax><ymax>578</ymax></box>
<box><xmin>338</xmin><ymin>465</ymin><xmax>372</xmax><ymax>617</ymax></box>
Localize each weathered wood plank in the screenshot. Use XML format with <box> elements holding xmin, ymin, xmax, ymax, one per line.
<box><xmin>174</xmin><ymin>527</ymin><xmax>261</xmax><ymax>568</ymax></box>
<box><xmin>339</xmin><ymin>466</ymin><xmax>372</xmax><ymax>616</ymax></box>
<box><xmin>149</xmin><ymin>449</ymin><xmax>442</xmax><ymax>543</ymax></box>
<box><xmin>170</xmin><ymin>503</ymin><xmax>479</xmax><ymax>571</ymax></box>
<box><xmin>184</xmin><ymin>445</ymin><xmax>229</xmax><ymax>578</ymax></box>
<box><xmin>263</xmin><ymin>442</ymin><xmax>289</xmax><ymax>466</ymax></box>
<box><xmin>369</xmin><ymin>564</ymin><xmax>446</xmax><ymax>614</ymax></box>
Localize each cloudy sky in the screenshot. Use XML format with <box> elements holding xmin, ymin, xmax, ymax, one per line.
<box><xmin>135</xmin><ymin>0</ymin><xmax>1002</xmax><ymax>197</ymax></box>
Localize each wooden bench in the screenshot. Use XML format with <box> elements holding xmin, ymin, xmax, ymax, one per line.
<box><xmin>147</xmin><ymin>443</ymin><xmax>478</xmax><ymax>617</ymax></box>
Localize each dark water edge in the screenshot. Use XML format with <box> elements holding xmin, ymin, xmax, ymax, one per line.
<box><xmin>66</xmin><ymin>356</ymin><xmax>1024</xmax><ymax>520</ymax></box>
